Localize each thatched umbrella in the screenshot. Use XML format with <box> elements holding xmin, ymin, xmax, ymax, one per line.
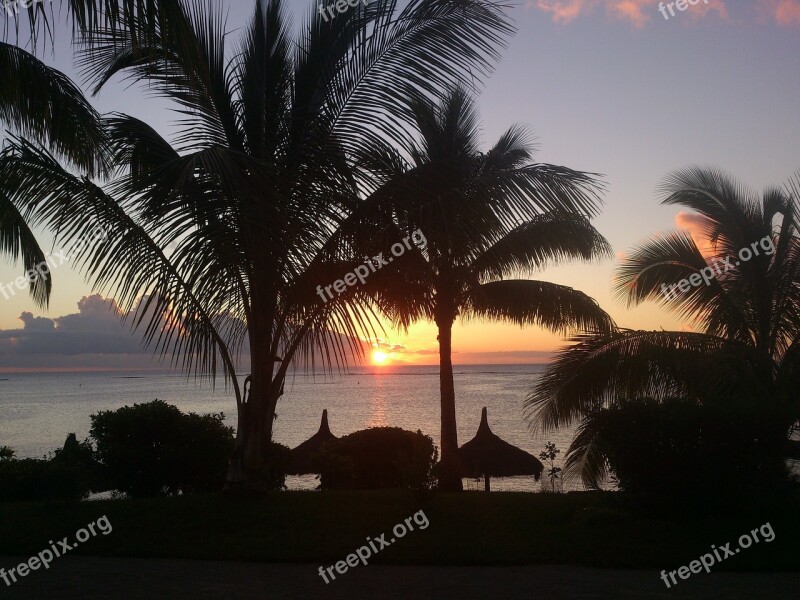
<box><xmin>457</xmin><ymin>407</ymin><xmax>544</xmax><ymax>491</ymax></box>
<box><xmin>287</xmin><ymin>409</ymin><xmax>337</xmax><ymax>475</ymax></box>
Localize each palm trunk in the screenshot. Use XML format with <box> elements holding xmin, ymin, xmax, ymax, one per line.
<box><xmin>225</xmin><ymin>326</ymin><xmax>282</xmax><ymax>492</ymax></box>
<box><xmin>437</xmin><ymin>318</ymin><xmax>463</xmax><ymax>491</ymax></box>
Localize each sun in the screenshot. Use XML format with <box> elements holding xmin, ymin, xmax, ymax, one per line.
<box><xmin>372</xmin><ymin>350</ymin><xmax>389</xmax><ymax>365</ymax></box>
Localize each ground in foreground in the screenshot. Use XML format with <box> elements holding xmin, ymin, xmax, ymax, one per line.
<box><xmin>0</xmin><ymin>491</ymin><xmax>797</xmax><ymax>570</ymax></box>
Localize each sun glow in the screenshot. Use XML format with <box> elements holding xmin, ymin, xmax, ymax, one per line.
<box><xmin>372</xmin><ymin>350</ymin><xmax>389</xmax><ymax>365</ymax></box>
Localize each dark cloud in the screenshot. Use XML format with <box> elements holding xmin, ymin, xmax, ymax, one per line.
<box><xmin>0</xmin><ymin>295</ymin><xmax>362</xmax><ymax>372</ymax></box>
<box><xmin>0</xmin><ymin>295</ymin><xmax>147</xmax><ymax>357</ymax></box>
<box><xmin>0</xmin><ymin>295</ymin><xmax>168</xmax><ymax>371</ymax></box>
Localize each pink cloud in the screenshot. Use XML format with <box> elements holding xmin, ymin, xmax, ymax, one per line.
<box><xmin>758</xmin><ymin>0</ymin><xmax>800</xmax><ymax>26</ymax></box>
<box><xmin>607</xmin><ymin>0</ymin><xmax>651</xmax><ymax>27</ymax></box>
<box><xmin>531</xmin><ymin>0</ymin><xmax>598</xmax><ymax>24</ymax></box>
<box><xmin>675</xmin><ymin>211</ymin><xmax>717</xmax><ymax>258</ymax></box>
<box><xmin>530</xmin><ymin>0</ymin><xmax>728</xmax><ymax>26</ymax></box>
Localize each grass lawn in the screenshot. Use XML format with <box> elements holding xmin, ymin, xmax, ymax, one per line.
<box><xmin>1</xmin><ymin>491</ymin><xmax>797</xmax><ymax>570</ymax></box>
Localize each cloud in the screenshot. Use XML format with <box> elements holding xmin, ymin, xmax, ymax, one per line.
<box><xmin>0</xmin><ymin>295</ymin><xmax>365</xmax><ymax>372</ymax></box>
<box><xmin>758</xmin><ymin>0</ymin><xmax>800</xmax><ymax>26</ymax></box>
<box><xmin>607</xmin><ymin>0</ymin><xmax>651</xmax><ymax>27</ymax></box>
<box><xmin>675</xmin><ymin>211</ymin><xmax>717</xmax><ymax>257</ymax></box>
<box><xmin>531</xmin><ymin>0</ymin><xmax>598</xmax><ymax>23</ymax></box>
<box><xmin>529</xmin><ymin>0</ymin><xmax>728</xmax><ymax>26</ymax></box>
<box><xmin>0</xmin><ymin>295</ymin><xmax>148</xmax><ymax>357</ymax></box>
<box><xmin>367</xmin><ymin>338</ymin><xmax>408</xmax><ymax>353</ymax></box>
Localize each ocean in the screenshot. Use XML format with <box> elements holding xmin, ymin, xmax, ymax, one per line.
<box><xmin>0</xmin><ymin>364</ymin><xmax>583</xmax><ymax>492</ymax></box>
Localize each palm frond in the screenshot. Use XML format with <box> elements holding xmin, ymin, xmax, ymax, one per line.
<box><xmin>77</xmin><ymin>0</ymin><xmax>242</xmax><ymax>151</ymax></box>
<box><xmin>658</xmin><ymin>166</ymin><xmax>765</xmax><ymax>256</ymax></box>
<box><xmin>471</xmin><ymin>213</ymin><xmax>612</xmax><ymax>279</ymax></box>
<box><xmin>299</xmin><ymin>0</ymin><xmax>515</xmax><ymax>157</ymax></box>
<box><xmin>613</xmin><ymin>228</ymin><xmax>754</xmax><ymax>342</ymax></box>
<box><xmin>563</xmin><ymin>414</ymin><xmax>610</xmax><ymax>489</ymax></box>
<box><xmin>524</xmin><ymin>329</ymin><xmax>732</xmax><ymax>432</ymax></box>
<box><xmin>0</xmin><ymin>137</ymin><xmax>241</xmax><ymax>401</ymax></box>
<box><xmin>0</xmin><ymin>41</ymin><xmax>107</xmax><ymax>176</ymax></box>
<box><xmin>464</xmin><ymin>279</ymin><xmax>615</xmax><ymax>333</ymax></box>
<box><xmin>232</xmin><ymin>0</ymin><xmax>292</xmax><ymax>160</ymax></box>
<box><xmin>485</xmin><ymin>123</ymin><xmax>536</xmax><ymax>169</ymax></box>
<box><xmin>0</xmin><ymin>189</ymin><xmax>50</xmax><ymax>306</ymax></box>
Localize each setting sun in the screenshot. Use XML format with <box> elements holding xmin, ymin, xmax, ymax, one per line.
<box><xmin>372</xmin><ymin>350</ymin><xmax>389</xmax><ymax>365</ymax></box>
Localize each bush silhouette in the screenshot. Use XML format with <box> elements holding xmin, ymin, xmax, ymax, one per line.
<box><xmin>590</xmin><ymin>398</ymin><xmax>790</xmax><ymax>505</ymax></box>
<box><xmin>0</xmin><ymin>457</ymin><xmax>92</xmax><ymax>502</ymax></box>
<box><xmin>0</xmin><ymin>436</ymin><xmax>100</xmax><ymax>502</ymax></box>
<box><xmin>318</xmin><ymin>427</ymin><xmax>437</xmax><ymax>490</ymax></box>
<box><xmin>90</xmin><ymin>400</ymin><xmax>235</xmax><ymax>497</ymax></box>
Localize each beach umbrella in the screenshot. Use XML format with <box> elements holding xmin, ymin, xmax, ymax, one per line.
<box><xmin>287</xmin><ymin>409</ymin><xmax>337</xmax><ymax>475</ymax></box>
<box><xmin>457</xmin><ymin>407</ymin><xmax>544</xmax><ymax>492</ymax></box>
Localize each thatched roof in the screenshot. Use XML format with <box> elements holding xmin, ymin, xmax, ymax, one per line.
<box><xmin>458</xmin><ymin>407</ymin><xmax>544</xmax><ymax>479</ymax></box>
<box><xmin>286</xmin><ymin>409</ymin><xmax>337</xmax><ymax>475</ymax></box>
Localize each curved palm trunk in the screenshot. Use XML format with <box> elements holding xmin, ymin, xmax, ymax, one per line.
<box><xmin>437</xmin><ymin>317</ymin><xmax>463</xmax><ymax>491</ymax></box>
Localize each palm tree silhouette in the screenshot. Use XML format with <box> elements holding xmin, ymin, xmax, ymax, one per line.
<box><xmin>0</xmin><ymin>0</ymin><xmax>516</xmax><ymax>488</ymax></box>
<box><xmin>0</xmin><ymin>39</ymin><xmax>108</xmax><ymax>305</ymax></box>
<box><xmin>526</xmin><ymin>167</ymin><xmax>800</xmax><ymax>487</ymax></box>
<box><xmin>360</xmin><ymin>88</ymin><xmax>614</xmax><ymax>490</ymax></box>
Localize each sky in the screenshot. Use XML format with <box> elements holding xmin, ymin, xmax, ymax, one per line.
<box><xmin>0</xmin><ymin>0</ymin><xmax>798</xmax><ymax>371</ymax></box>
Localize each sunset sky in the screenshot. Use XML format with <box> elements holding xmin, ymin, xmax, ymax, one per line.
<box><xmin>1</xmin><ymin>0</ymin><xmax>798</xmax><ymax>370</ymax></box>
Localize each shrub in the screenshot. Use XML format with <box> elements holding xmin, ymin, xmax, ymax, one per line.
<box><xmin>0</xmin><ymin>457</ymin><xmax>92</xmax><ymax>502</ymax></box>
<box><xmin>90</xmin><ymin>400</ymin><xmax>235</xmax><ymax>497</ymax></box>
<box><xmin>585</xmin><ymin>398</ymin><xmax>790</xmax><ymax>505</ymax></box>
<box><xmin>263</xmin><ymin>442</ymin><xmax>292</xmax><ymax>491</ymax></box>
<box><xmin>318</xmin><ymin>427</ymin><xmax>437</xmax><ymax>490</ymax></box>
<box><xmin>0</xmin><ymin>436</ymin><xmax>103</xmax><ymax>502</ymax></box>
<box><xmin>51</xmin><ymin>433</ymin><xmax>109</xmax><ymax>490</ymax></box>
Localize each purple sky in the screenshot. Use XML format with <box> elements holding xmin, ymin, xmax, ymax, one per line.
<box><xmin>1</xmin><ymin>0</ymin><xmax>798</xmax><ymax>369</ymax></box>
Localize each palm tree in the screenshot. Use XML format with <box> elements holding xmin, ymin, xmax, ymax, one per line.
<box><xmin>0</xmin><ymin>0</ymin><xmax>515</xmax><ymax>489</ymax></box>
<box><xmin>526</xmin><ymin>167</ymin><xmax>800</xmax><ymax>487</ymax></box>
<box><xmin>0</xmin><ymin>39</ymin><xmax>109</xmax><ymax>305</ymax></box>
<box><xmin>356</xmin><ymin>88</ymin><xmax>615</xmax><ymax>490</ymax></box>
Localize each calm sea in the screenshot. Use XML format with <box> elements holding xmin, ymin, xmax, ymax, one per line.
<box><xmin>0</xmin><ymin>365</ymin><xmax>583</xmax><ymax>492</ymax></box>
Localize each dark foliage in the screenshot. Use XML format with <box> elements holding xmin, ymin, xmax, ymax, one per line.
<box><xmin>51</xmin><ymin>432</ymin><xmax>108</xmax><ymax>491</ymax></box>
<box><xmin>586</xmin><ymin>398</ymin><xmax>790</xmax><ymax>505</ymax></box>
<box><xmin>90</xmin><ymin>400</ymin><xmax>235</xmax><ymax>497</ymax></box>
<box><xmin>0</xmin><ymin>459</ymin><xmax>93</xmax><ymax>502</ymax></box>
<box><xmin>318</xmin><ymin>427</ymin><xmax>437</xmax><ymax>490</ymax></box>
<box><xmin>0</xmin><ymin>434</ymin><xmax>96</xmax><ymax>502</ymax></box>
<box><xmin>0</xmin><ymin>434</ymin><xmax>108</xmax><ymax>502</ymax></box>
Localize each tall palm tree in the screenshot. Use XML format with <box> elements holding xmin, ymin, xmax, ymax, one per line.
<box><xmin>526</xmin><ymin>167</ymin><xmax>800</xmax><ymax>487</ymax></box>
<box><xmin>0</xmin><ymin>0</ymin><xmax>515</xmax><ymax>489</ymax></box>
<box><xmin>354</xmin><ymin>88</ymin><xmax>615</xmax><ymax>490</ymax></box>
